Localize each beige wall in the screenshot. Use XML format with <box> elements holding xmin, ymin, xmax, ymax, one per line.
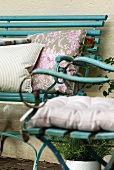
<box><xmin>0</xmin><ymin>0</ymin><xmax>113</xmax><ymax>58</ymax></box>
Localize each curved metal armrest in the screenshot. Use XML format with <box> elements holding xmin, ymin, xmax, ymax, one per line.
<box><xmin>55</xmin><ymin>55</ymin><xmax>73</xmax><ymax>62</ymax></box>
<box><xmin>74</xmin><ymin>57</ymin><xmax>114</xmax><ymax>72</ymax></box>
<box><xmin>32</xmin><ymin>68</ymin><xmax>109</xmax><ymax>84</ymax></box>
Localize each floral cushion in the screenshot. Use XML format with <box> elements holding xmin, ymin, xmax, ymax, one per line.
<box><xmin>28</xmin><ymin>30</ymin><xmax>86</xmax><ymax>93</ymax></box>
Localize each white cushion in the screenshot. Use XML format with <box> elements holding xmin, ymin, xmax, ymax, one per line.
<box><xmin>0</xmin><ymin>38</ymin><xmax>31</xmax><ymax>46</ymax></box>
<box><xmin>22</xmin><ymin>96</ymin><xmax>114</xmax><ymax>131</ymax></box>
<box><xmin>0</xmin><ymin>43</ymin><xmax>43</xmax><ymax>92</ymax></box>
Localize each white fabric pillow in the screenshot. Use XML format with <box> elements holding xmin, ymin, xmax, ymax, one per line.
<box><xmin>21</xmin><ymin>96</ymin><xmax>114</xmax><ymax>132</ymax></box>
<box><xmin>0</xmin><ymin>38</ymin><xmax>31</xmax><ymax>46</ymax></box>
<box><xmin>0</xmin><ymin>43</ymin><xmax>43</xmax><ymax>92</ymax></box>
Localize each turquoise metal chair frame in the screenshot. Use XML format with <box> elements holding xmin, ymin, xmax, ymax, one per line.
<box><xmin>19</xmin><ymin>57</ymin><xmax>114</xmax><ymax>170</ymax></box>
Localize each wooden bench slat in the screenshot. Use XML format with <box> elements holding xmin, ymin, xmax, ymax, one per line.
<box><xmin>95</xmin><ymin>38</ymin><xmax>100</xmax><ymax>44</ymax></box>
<box><xmin>95</xmin><ymin>132</ymin><xmax>114</xmax><ymax>139</ymax></box>
<box><xmin>27</xmin><ymin>127</ymin><xmax>43</xmax><ymax>135</ymax></box>
<box><xmin>87</xmin><ymin>30</ymin><xmax>101</xmax><ymax>36</ymax></box>
<box><xmin>0</xmin><ymin>15</ymin><xmax>108</xmax><ymax>21</ymax></box>
<box><xmin>0</xmin><ymin>21</ymin><xmax>104</xmax><ymax>28</ymax></box>
<box><xmin>0</xmin><ymin>30</ymin><xmax>102</xmax><ymax>37</ymax></box>
<box><xmin>0</xmin><ymin>92</ymin><xmax>60</xmax><ymax>102</ymax></box>
<box><xmin>0</xmin><ymin>92</ymin><xmax>34</xmax><ymax>102</ymax></box>
<box><xmin>0</xmin><ymin>92</ymin><xmax>58</xmax><ymax>98</ymax></box>
<box><xmin>0</xmin><ymin>92</ymin><xmax>34</xmax><ymax>97</ymax></box>
<box><xmin>70</xmin><ymin>131</ymin><xmax>92</xmax><ymax>139</ymax></box>
<box><xmin>0</xmin><ymin>97</ymin><xmax>35</xmax><ymax>102</ymax></box>
<box><xmin>45</xmin><ymin>128</ymin><xmax>69</xmax><ymax>137</ymax></box>
<box><xmin>87</xmin><ymin>46</ymin><xmax>99</xmax><ymax>52</ymax></box>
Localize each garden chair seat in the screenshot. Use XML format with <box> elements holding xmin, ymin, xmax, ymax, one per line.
<box><xmin>21</xmin><ymin>95</ymin><xmax>114</xmax><ymax>132</ymax></box>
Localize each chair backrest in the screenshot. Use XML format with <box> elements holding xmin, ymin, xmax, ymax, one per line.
<box><xmin>0</xmin><ymin>15</ymin><xmax>108</xmax><ymax>60</ymax></box>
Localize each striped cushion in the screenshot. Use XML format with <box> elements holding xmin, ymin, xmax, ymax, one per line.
<box><xmin>0</xmin><ymin>43</ymin><xmax>43</xmax><ymax>92</ymax></box>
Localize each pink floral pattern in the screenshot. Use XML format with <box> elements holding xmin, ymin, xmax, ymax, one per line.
<box><xmin>28</xmin><ymin>29</ymin><xmax>86</xmax><ymax>93</ymax></box>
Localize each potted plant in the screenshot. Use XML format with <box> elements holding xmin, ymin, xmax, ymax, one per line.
<box><xmin>54</xmin><ymin>137</ymin><xmax>112</xmax><ymax>170</ymax></box>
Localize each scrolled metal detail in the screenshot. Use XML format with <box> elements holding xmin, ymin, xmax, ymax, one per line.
<box><xmin>19</xmin><ymin>74</ymin><xmax>47</xmax><ymax>109</ymax></box>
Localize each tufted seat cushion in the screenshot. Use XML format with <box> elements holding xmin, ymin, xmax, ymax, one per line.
<box><xmin>21</xmin><ymin>96</ymin><xmax>114</xmax><ymax>132</ymax></box>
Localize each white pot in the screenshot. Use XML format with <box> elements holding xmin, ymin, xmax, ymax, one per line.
<box><xmin>66</xmin><ymin>160</ymin><xmax>101</xmax><ymax>170</ymax></box>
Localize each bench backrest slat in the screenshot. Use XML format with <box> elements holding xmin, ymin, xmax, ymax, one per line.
<box><xmin>0</xmin><ymin>15</ymin><xmax>108</xmax><ymax>21</ymax></box>
<box><xmin>0</xmin><ymin>30</ymin><xmax>102</xmax><ymax>37</ymax></box>
<box><xmin>0</xmin><ymin>21</ymin><xmax>104</xmax><ymax>28</ymax></box>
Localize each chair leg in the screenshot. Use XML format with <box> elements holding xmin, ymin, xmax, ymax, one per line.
<box><xmin>104</xmin><ymin>152</ymin><xmax>114</xmax><ymax>170</ymax></box>
<box><xmin>81</xmin><ymin>139</ymin><xmax>107</xmax><ymax>166</ymax></box>
<box><xmin>36</xmin><ymin>135</ymin><xmax>70</xmax><ymax>170</ymax></box>
<box><xmin>0</xmin><ymin>135</ymin><xmax>7</xmax><ymax>155</ymax></box>
<box><xmin>33</xmin><ymin>143</ymin><xmax>46</xmax><ymax>170</ymax></box>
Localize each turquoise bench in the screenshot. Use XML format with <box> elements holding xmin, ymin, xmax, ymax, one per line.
<box><xmin>1</xmin><ymin>15</ymin><xmax>114</xmax><ymax>170</ymax></box>
<box><xmin>0</xmin><ymin>15</ymin><xmax>108</xmax><ymax>102</ymax></box>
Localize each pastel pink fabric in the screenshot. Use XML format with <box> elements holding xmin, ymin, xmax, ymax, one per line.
<box><xmin>28</xmin><ymin>30</ymin><xmax>86</xmax><ymax>93</ymax></box>
<box><xmin>27</xmin><ymin>96</ymin><xmax>114</xmax><ymax>132</ymax></box>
